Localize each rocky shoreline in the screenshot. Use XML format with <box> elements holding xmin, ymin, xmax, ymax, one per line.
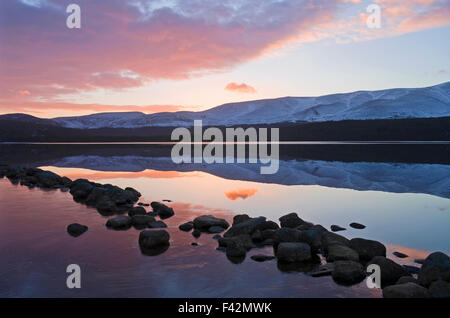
<box><xmin>1</xmin><ymin>164</ymin><xmax>449</xmax><ymax>298</ymax></box>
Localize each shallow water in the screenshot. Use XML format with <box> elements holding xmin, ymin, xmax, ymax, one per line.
<box><xmin>0</xmin><ymin>144</ymin><xmax>449</xmax><ymax>297</ymax></box>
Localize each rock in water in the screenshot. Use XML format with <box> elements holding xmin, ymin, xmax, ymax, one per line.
<box><xmin>148</xmin><ymin>220</ymin><xmax>167</xmax><ymax>229</ymax></box>
<box><xmin>226</xmin><ymin>239</ymin><xmax>247</xmax><ymax>258</ymax></box>
<box><xmin>383</xmin><ymin>283</ymin><xmax>430</xmax><ymax>298</ymax></box>
<box><xmin>208</xmin><ymin>226</ymin><xmax>226</xmax><ymax>234</ymax></box>
<box><xmin>192</xmin><ymin>229</ymin><xmax>201</xmax><ymax>238</ymax></box>
<box><xmin>393</xmin><ymin>251</ymin><xmax>409</xmax><ymax>258</ymax></box>
<box><xmin>349</xmin><ymin>222</ymin><xmax>366</xmax><ymax>229</ymax></box>
<box><xmin>179</xmin><ymin>222</ymin><xmax>194</xmax><ymax>232</ymax></box>
<box><xmin>428</xmin><ymin>280</ymin><xmax>450</xmax><ymax>298</ymax></box>
<box><xmin>332</xmin><ymin>261</ymin><xmax>366</xmax><ymax>286</ymax></box>
<box><xmin>193</xmin><ymin>215</ymin><xmax>229</xmax><ymax>231</ymax></box>
<box><xmin>279</xmin><ymin>213</ymin><xmax>307</xmax><ymax>228</ymax></box>
<box><xmin>131</xmin><ymin>215</ymin><xmax>155</xmax><ymax>227</ymax></box>
<box><xmin>276</xmin><ymin>242</ymin><xmax>311</xmax><ymax>263</ymax></box>
<box><xmin>233</xmin><ymin>214</ymin><xmax>251</xmax><ymax>225</ymax></box>
<box><xmin>128</xmin><ymin>206</ymin><xmax>147</xmax><ymax>217</ymax></box>
<box><xmin>67</xmin><ymin>223</ymin><xmax>88</xmax><ymax>237</ymax></box>
<box><xmin>368</xmin><ymin>256</ymin><xmax>410</xmax><ymax>287</ymax></box>
<box><xmin>326</xmin><ymin>244</ymin><xmax>359</xmax><ymax>262</ymax></box>
<box><xmin>418</xmin><ymin>252</ymin><xmax>450</xmax><ymax>287</ymax></box>
<box><xmin>321</xmin><ymin>232</ymin><xmax>350</xmax><ymax>252</ymax></box>
<box><xmin>139</xmin><ymin>230</ymin><xmax>170</xmax><ymax>249</ymax></box>
<box><xmin>330</xmin><ymin>225</ymin><xmax>346</xmax><ymax>232</ymax></box>
<box><xmin>251</xmin><ymin>255</ymin><xmax>275</xmax><ymax>262</ymax></box>
<box><xmin>106</xmin><ymin>216</ymin><xmax>132</xmax><ymax>230</ymax></box>
<box><xmin>151</xmin><ymin>202</ymin><xmax>175</xmax><ymax>219</ymax></box>
<box><xmin>223</xmin><ymin>217</ymin><xmax>266</xmax><ymax>237</ymax></box>
<box><xmin>349</xmin><ymin>238</ymin><xmax>386</xmax><ymax>262</ymax></box>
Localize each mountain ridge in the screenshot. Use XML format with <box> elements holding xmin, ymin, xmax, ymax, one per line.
<box><xmin>1</xmin><ymin>81</ymin><xmax>449</xmax><ymax>129</ymax></box>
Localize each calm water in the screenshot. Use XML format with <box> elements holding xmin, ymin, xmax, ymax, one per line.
<box><xmin>0</xmin><ymin>144</ymin><xmax>449</xmax><ymax>297</ymax></box>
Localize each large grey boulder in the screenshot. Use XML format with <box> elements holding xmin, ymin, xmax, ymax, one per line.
<box><xmin>418</xmin><ymin>252</ymin><xmax>450</xmax><ymax>287</ymax></box>
<box><xmin>276</xmin><ymin>242</ymin><xmax>311</xmax><ymax>263</ymax></box>
<box><xmin>349</xmin><ymin>238</ymin><xmax>386</xmax><ymax>262</ymax></box>
<box><xmin>332</xmin><ymin>261</ymin><xmax>366</xmax><ymax>286</ymax></box>
<box><xmin>139</xmin><ymin>230</ymin><xmax>170</xmax><ymax>249</ymax></box>
<box><xmin>368</xmin><ymin>256</ymin><xmax>409</xmax><ymax>287</ymax></box>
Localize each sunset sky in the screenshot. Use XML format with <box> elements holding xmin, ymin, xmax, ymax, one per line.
<box><xmin>0</xmin><ymin>0</ymin><xmax>449</xmax><ymax>118</ymax></box>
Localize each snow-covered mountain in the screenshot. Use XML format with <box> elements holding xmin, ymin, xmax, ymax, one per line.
<box><xmin>3</xmin><ymin>82</ymin><xmax>450</xmax><ymax>129</ymax></box>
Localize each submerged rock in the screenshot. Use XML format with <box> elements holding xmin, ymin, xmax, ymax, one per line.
<box><xmin>368</xmin><ymin>256</ymin><xmax>410</xmax><ymax>287</ymax></box>
<box><xmin>330</xmin><ymin>225</ymin><xmax>346</xmax><ymax>232</ymax></box>
<box><xmin>383</xmin><ymin>283</ymin><xmax>430</xmax><ymax>298</ymax></box>
<box><xmin>128</xmin><ymin>206</ymin><xmax>147</xmax><ymax>217</ymax></box>
<box><xmin>67</xmin><ymin>223</ymin><xmax>88</xmax><ymax>237</ymax></box>
<box><xmin>139</xmin><ymin>230</ymin><xmax>170</xmax><ymax>249</ymax></box>
<box><xmin>106</xmin><ymin>216</ymin><xmax>132</xmax><ymax>230</ymax></box>
<box><xmin>193</xmin><ymin>215</ymin><xmax>229</xmax><ymax>232</ymax></box>
<box><xmin>179</xmin><ymin>222</ymin><xmax>194</xmax><ymax>232</ymax></box>
<box><xmin>418</xmin><ymin>252</ymin><xmax>450</xmax><ymax>287</ymax></box>
<box><xmin>393</xmin><ymin>251</ymin><xmax>409</xmax><ymax>258</ymax></box>
<box><xmin>131</xmin><ymin>215</ymin><xmax>155</xmax><ymax>227</ymax></box>
<box><xmin>349</xmin><ymin>222</ymin><xmax>366</xmax><ymax>229</ymax></box>
<box><xmin>332</xmin><ymin>261</ymin><xmax>366</xmax><ymax>286</ymax></box>
<box><xmin>151</xmin><ymin>202</ymin><xmax>175</xmax><ymax>219</ymax></box>
<box><xmin>276</xmin><ymin>242</ymin><xmax>311</xmax><ymax>263</ymax></box>
<box><xmin>349</xmin><ymin>238</ymin><xmax>386</xmax><ymax>262</ymax></box>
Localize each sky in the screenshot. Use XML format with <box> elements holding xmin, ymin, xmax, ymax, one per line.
<box><xmin>0</xmin><ymin>0</ymin><xmax>449</xmax><ymax>118</ymax></box>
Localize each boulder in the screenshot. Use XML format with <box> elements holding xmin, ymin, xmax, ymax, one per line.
<box><xmin>193</xmin><ymin>215</ymin><xmax>229</xmax><ymax>231</ymax></box>
<box><xmin>131</xmin><ymin>215</ymin><xmax>155</xmax><ymax>227</ymax></box>
<box><xmin>273</xmin><ymin>228</ymin><xmax>302</xmax><ymax>247</ymax></box>
<box><xmin>330</xmin><ymin>225</ymin><xmax>346</xmax><ymax>232</ymax></box>
<box><xmin>69</xmin><ymin>179</ymin><xmax>94</xmax><ymax>200</ymax></box>
<box><xmin>67</xmin><ymin>223</ymin><xmax>88</xmax><ymax>237</ymax></box>
<box><xmin>276</xmin><ymin>242</ymin><xmax>311</xmax><ymax>263</ymax></box>
<box><xmin>383</xmin><ymin>283</ymin><xmax>430</xmax><ymax>298</ymax></box>
<box><xmin>192</xmin><ymin>229</ymin><xmax>201</xmax><ymax>238</ymax></box>
<box><xmin>139</xmin><ymin>230</ymin><xmax>170</xmax><ymax>249</ymax></box>
<box><xmin>349</xmin><ymin>238</ymin><xmax>386</xmax><ymax>262</ymax></box>
<box><xmin>96</xmin><ymin>196</ymin><xmax>118</xmax><ymax>214</ymax></box>
<box><xmin>321</xmin><ymin>232</ymin><xmax>350</xmax><ymax>252</ymax></box>
<box><xmin>226</xmin><ymin>239</ymin><xmax>247</xmax><ymax>258</ymax></box>
<box><xmin>251</xmin><ymin>230</ymin><xmax>264</xmax><ymax>243</ymax></box>
<box><xmin>218</xmin><ymin>235</ymin><xmax>253</xmax><ymax>251</ymax></box>
<box><xmin>279</xmin><ymin>213</ymin><xmax>307</xmax><ymax>228</ymax></box>
<box><xmin>254</xmin><ymin>221</ymin><xmax>279</xmax><ymax>232</ymax></box>
<box><xmin>85</xmin><ymin>187</ymin><xmax>107</xmax><ymax>206</ymax></box>
<box><xmin>261</xmin><ymin>229</ymin><xmax>277</xmax><ymax>240</ymax></box>
<box><xmin>233</xmin><ymin>214</ymin><xmax>251</xmax><ymax>225</ymax></box>
<box><xmin>418</xmin><ymin>252</ymin><xmax>450</xmax><ymax>287</ymax></box>
<box><xmin>403</xmin><ymin>265</ymin><xmax>420</xmax><ymax>274</ymax></box>
<box><xmin>349</xmin><ymin>222</ymin><xmax>366</xmax><ymax>229</ymax></box>
<box><xmin>148</xmin><ymin>220</ymin><xmax>167</xmax><ymax>229</ymax></box>
<box><xmin>326</xmin><ymin>244</ymin><xmax>359</xmax><ymax>262</ymax></box>
<box><xmin>298</xmin><ymin>229</ymin><xmax>323</xmax><ymax>252</ymax></box>
<box><xmin>179</xmin><ymin>222</ymin><xmax>194</xmax><ymax>232</ymax></box>
<box><xmin>251</xmin><ymin>255</ymin><xmax>275</xmax><ymax>262</ymax></box>
<box><xmin>208</xmin><ymin>226</ymin><xmax>226</xmax><ymax>233</ymax></box>
<box><xmin>332</xmin><ymin>261</ymin><xmax>366</xmax><ymax>286</ymax></box>
<box><xmin>368</xmin><ymin>256</ymin><xmax>410</xmax><ymax>287</ymax></box>
<box><xmin>151</xmin><ymin>202</ymin><xmax>175</xmax><ymax>219</ymax></box>
<box><xmin>128</xmin><ymin>206</ymin><xmax>147</xmax><ymax>217</ymax></box>
<box><xmin>35</xmin><ymin>170</ymin><xmax>62</xmax><ymax>188</ymax></box>
<box><xmin>393</xmin><ymin>251</ymin><xmax>409</xmax><ymax>258</ymax></box>
<box><xmin>106</xmin><ymin>216</ymin><xmax>132</xmax><ymax>230</ymax></box>
<box><xmin>429</xmin><ymin>280</ymin><xmax>450</xmax><ymax>298</ymax></box>
<box><xmin>223</xmin><ymin>217</ymin><xmax>266</xmax><ymax>237</ymax></box>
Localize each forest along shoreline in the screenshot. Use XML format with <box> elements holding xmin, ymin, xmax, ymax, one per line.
<box><xmin>1</xmin><ymin>164</ymin><xmax>449</xmax><ymax>298</ymax></box>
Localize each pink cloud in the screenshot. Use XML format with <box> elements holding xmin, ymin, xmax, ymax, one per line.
<box><xmin>225</xmin><ymin>188</ymin><xmax>259</xmax><ymax>201</ymax></box>
<box><xmin>225</xmin><ymin>82</ymin><xmax>257</xmax><ymax>94</ymax></box>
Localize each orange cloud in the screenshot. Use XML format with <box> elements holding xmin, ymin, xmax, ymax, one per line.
<box><xmin>225</xmin><ymin>188</ymin><xmax>258</xmax><ymax>201</ymax></box>
<box><xmin>225</xmin><ymin>83</ymin><xmax>257</xmax><ymax>94</ymax></box>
